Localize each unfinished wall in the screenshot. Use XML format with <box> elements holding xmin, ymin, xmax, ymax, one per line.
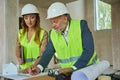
<box><xmin>0</xmin><ymin>0</ymin><xmax>19</xmax><ymax>72</ymax></box>
<box><xmin>85</xmin><ymin>0</ymin><xmax>112</xmax><ymax>64</ymax></box>
<box><xmin>66</xmin><ymin>0</ymin><xmax>85</xmax><ymax>19</ymax></box>
<box><xmin>6</xmin><ymin>0</ymin><xmax>19</xmax><ymax>65</ymax></box>
<box><xmin>0</xmin><ymin>0</ymin><xmax>6</xmax><ymax>72</ymax></box>
<box><xmin>112</xmin><ymin>2</ymin><xmax>120</xmax><ymax>70</ymax></box>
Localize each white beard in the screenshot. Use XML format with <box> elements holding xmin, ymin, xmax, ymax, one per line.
<box><xmin>56</xmin><ymin>23</ymin><xmax>66</xmax><ymax>34</ymax></box>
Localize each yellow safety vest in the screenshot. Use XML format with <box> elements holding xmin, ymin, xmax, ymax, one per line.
<box><xmin>18</xmin><ymin>29</ymin><xmax>45</xmax><ymax>69</ymax></box>
<box><xmin>50</xmin><ymin>20</ymin><xmax>99</xmax><ymax>68</ymax></box>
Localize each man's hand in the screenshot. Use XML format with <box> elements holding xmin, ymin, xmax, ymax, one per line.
<box><xmin>28</xmin><ymin>65</ymin><xmax>41</xmax><ymax>75</ymax></box>
<box><xmin>58</xmin><ymin>68</ymin><xmax>73</xmax><ymax>74</ymax></box>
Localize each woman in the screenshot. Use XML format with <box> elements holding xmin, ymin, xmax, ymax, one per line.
<box><xmin>16</xmin><ymin>4</ymin><xmax>48</xmax><ymax>73</ymax></box>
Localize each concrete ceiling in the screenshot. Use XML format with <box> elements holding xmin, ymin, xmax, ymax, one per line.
<box><xmin>19</xmin><ymin>0</ymin><xmax>77</xmax><ymax>9</ymax></box>
<box><xmin>100</xmin><ymin>0</ymin><xmax>120</xmax><ymax>4</ymax></box>
<box><xmin>19</xmin><ymin>0</ymin><xmax>120</xmax><ymax>8</ymax></box>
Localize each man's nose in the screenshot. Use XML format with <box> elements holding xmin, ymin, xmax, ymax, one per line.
<box><xmin>52</xmin><ymin>23</ymin><xmax>57</xmax><ymax>27</ymax></box>
<box><xmin>29</xmin><ymin>18</ymin><xmax>31</xmax><ymax>21</ymax></box>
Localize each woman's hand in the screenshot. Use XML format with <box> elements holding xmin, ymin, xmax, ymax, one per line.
<box><xmin>21</xmin><ymin>68</ymin><xmax>29</xmax><ymax>74</ymax></box>
<box><xmin>18</xmin><ymin>57</ymin><xmax>24</xmax><ymax>65</ymax></box>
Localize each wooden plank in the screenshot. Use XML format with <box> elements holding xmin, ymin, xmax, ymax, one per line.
<box><xmin>25</xmin><ymin>75</ymin><xmax>55</xmax><ymax>80</ymax></box>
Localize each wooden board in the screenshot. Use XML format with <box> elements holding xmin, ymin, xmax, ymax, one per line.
<box><xmin>25</xmin><ymin>75</ymin><xmax>55</xmax><ymax>80</ymax></box>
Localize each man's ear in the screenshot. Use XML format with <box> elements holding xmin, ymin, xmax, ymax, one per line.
<box><xmin>64</xmin><ymin>16</ymin><xmax>68</xmax><ymax>22</ymax></box>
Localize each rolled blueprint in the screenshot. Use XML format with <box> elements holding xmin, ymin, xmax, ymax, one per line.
<box><xmin>71</xmin><ymin>60</ymin><xmax>110</xmax><ymax>80</ymax></box>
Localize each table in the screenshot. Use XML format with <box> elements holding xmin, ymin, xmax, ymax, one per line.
<box><xmin>0</xmin><ymin>72</ymin><xmax>55</xmax><ymax>80</ymax></box>
<box><xmin>25</xmin><ymin>75</ymin><xmax>55</xmax><ymax>80</ymax></box>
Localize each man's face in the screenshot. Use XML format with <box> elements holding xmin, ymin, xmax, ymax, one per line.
<box><xmin>50</xmin><ymin>15</ymin><xmax>67</xmax><ymax>33</ymax></box>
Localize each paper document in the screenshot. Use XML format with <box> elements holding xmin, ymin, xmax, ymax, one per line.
<box><xmin>2</xmin><ymin>63</ymin><xmax>18</xmax><ymax>75</ymax></box>
<box><xmin>0</xmin><ymin>72</ymin><xmax>48</xmax><ymax>80</ymax></box>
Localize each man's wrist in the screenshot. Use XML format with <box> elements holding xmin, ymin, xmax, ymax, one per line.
<box><xmin>37</xmin><ymin>65</ymin><xmax>44</xmax><ymax>72</ymax></box>
<box><xmin>72</xmin><ymin>66</ymin><xmax>77</xmax><ymax>70</ymax></box>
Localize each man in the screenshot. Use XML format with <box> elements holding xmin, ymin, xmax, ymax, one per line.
<box><xmin>29</xmin><ymin>2</ymin><xmax>99</xmax><ymax>76</ymax></box>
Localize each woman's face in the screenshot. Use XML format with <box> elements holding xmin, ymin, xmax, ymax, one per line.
<box><xmin>23</xmin><ymin>14</ymin><xmax>37</xmax><ymax>28</ymax></box>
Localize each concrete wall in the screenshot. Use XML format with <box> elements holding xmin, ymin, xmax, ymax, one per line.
<box><xmin>67</xmin><ymin>0</ymin><xmax>85</xmax><ymax>19</ymax></box>
<box><xmin>0</xmin><ymin>0</ymin><xmax>19</xmax><ymax>72</ymax></box>
<box><xmin>112</xmin><ymin>2</ymin><xmax>120</xmax><ymax>70</ymax></box>
<box><xmin>5</xmin><ymin>0</ymin><xmax>19</xmax><ymax>64</ymax></box>
<box><xmin>0</xmin><ymin>0</ymin><xmax>6</xmax><ymax>72</ymax></box>
<box><xmin>85</xmin><ymin>0</ymin><xmax>112</xmax><ymax>64</ymax></box>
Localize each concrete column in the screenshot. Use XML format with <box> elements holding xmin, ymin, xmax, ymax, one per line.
<box><xmin>0</xmin><ymin>0</ymin><xmax>19</xmax><ymax>72</ymax></box>
<box><xmin>0</xmin><ymin>0</ymin><xmax>6</xmax><ymax>72</ymax></box>
<box><xmin>112</xmin><ymin>2</ymin><xmax>120</xmax><ymax>70</ymax></box>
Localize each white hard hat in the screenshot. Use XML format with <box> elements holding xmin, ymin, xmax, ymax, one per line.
<box><xmin>46</xmin><ymin>2</ymin><xmax>69</xmax><ymax>19</ymax></box>
<box><xmin>21</xmin><ymin>4</ymin><xmax>39</xmax><ymax>16</ymax></box>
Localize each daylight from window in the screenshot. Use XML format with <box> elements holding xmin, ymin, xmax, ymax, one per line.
<box><xmin>95</xmin><ymin>0</ymin><xmax>112</xmax><ymax>30</ymax></box>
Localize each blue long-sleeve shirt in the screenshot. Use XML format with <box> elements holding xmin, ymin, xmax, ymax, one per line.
<box><xmin>38</xmin><ymin>20</ymin><xmax>94</xmax><ymax>69</ymax></box>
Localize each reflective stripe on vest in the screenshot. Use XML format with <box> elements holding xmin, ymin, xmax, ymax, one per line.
<box><xmin>18</xmin><ymin>29</ymin><xmax>45</xmax><ymax>69</ymax></box>
<box><xmin>59</xmin><ymin>55</ymin><xmax>98</xmax><ymax>64</ymax></box>
<box><xmin>59</xmin><ymin>56</ymin><xmax>80</xmax><ymax>63</ymax></box>
<box><xmin>92</xmin><ymin>55</ymin><xmax>98</xmax><ymax>64</ymax></box>
<box><xmin>24</xmin><ymin>58</ymin><xmax>36</xmax><ymax>63</ymax></box>
<box><xmin>51</xmin><ymin>20</ymin><xmax>99</xmax><ymax>68</ymax></box>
